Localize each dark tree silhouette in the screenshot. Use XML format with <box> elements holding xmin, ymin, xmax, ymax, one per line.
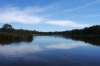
<box><xmin>37</xmin><ymin>25</ymin><xmax>100</xmax><ymax>36</ymax></box>
<box><xmin>2</xmin><ymin>24</ymin><xmax>13</xmax><ymax>29</ymax></box>
<box><xmin>0</xmin><ymin>24</ymin><xmax>35</xmax><ymax>44</ymax></box>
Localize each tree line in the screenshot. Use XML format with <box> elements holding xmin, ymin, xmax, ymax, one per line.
<box><xmin>39</xmin><ymin>25</ymin><xmax>100</xmax><ymax>36</ymax></box>
<box><xmin>0</xmin><ymin>24</ymin><xmax>100</xmax><ymax>44</ymax></box>
<box><xmin>0</xmin><ymin>24</ymin><xmax>36</xmax><ymax>43</ymax></box>
<box><xmin>62</xmin><ymin>25</ymin><xmax>100</xmax><ymax>36</ymax></box>
<box><xmin>1</xmin><ymin>24</ymin><xmax>100</xmax><ymax>36</ymax></box>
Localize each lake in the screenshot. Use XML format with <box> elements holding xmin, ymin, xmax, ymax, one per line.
<box><xmin>0</xmin><ymin>36</ymin><xmax>100</xmax><ymax>66</ymax></box>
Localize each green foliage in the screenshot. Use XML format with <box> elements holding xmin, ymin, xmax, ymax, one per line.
<box><xmin>0</xmin><ymin>24</ymin><xmax>35</xmax><ymax>44</ymax></box>
<box><xmin>36</xmin><ymin>25</ymin><xmax>100</xmax><ymax>36</ymax></box>
<box><xmin>62</xmin><ymin>25</ymin><xmax>100</xmax><ymax>35</ymax></box>
<box><xmin>2</xmin><ymin>24</ymin><xmax>12</xmax><ymax>29</ymax></box>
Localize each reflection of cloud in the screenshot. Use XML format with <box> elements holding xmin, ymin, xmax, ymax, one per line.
<box><xmin>0</xmin><ymin>42</ymin><xmax>89</xmax><ymax>56</ymax></box>
<box><xmin>0</xmin><ymin>44</ymin><xmax>42</xmax><ymax>56</ymax></box>
<box><xmin>46</xmin><ymin>43</ymin><xmax>88</xmax><ymax>49</ymax></box>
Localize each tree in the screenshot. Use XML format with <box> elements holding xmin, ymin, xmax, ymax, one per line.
<box><xmin>2</xmin><ymin>24</ymin><xmax>14</xmax><ymax>32</ymax></box>
<box><xmin>2</xmin><ymin>24</ymin><xmax>13</xmax><ymax>29</ymax></box>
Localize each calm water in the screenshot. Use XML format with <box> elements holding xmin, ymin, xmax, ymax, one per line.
<box><xmin>0</xmin><ymin>36</ymin><xmax>100</xmax><ymax>66</ymax></box>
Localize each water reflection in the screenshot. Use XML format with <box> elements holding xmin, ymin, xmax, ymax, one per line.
<box><xmin>0</xmin><ymin>36</ymin><xmax>100</xmax><ymax>66</ymax></box>
<box><xmin>0</xmin><ymin>35</ymin><xmax>100</xmax><ymax>47</ymax></box>
<box><xmin>46</xmin><ymin>43</ymin><xmax>88</xmax><ymax>49</ymax></box>
<box><xmin>0</xmin><ymin>44</ymin><xmax>42</xmax><ymax>56</ymax></box>
<box><xmin>0</xmin><ymin>42</ymin><xmax>88</xmax><ymax>56</ymax></box>
<box><xmin>0</xmin><ymin>37</ymin><xmax>33</xmax><ymax>45</ymax></box>
<box><xmin>0</xmin><ymin>36</ymin><xmax>100</xmax><ymax>56</ymax></box>
<box><xmin>0</xmin><ymin>36</ymin><xmax>89</xmax><ymax>56</ymax></box>
<box><xmin>63</xmin><ymin>36</ymin><xmax>100</xmax><ymax>46</ymax></box>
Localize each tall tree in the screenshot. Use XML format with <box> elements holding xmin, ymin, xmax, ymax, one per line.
<box><xmin>2</xmin><ymin>24</ymin><xmax>14</xmax><ymax>32</ymax></box>
<box><xmin>2</xmin><ymin>24</ymin><xmax>13</xmax><ymax>29</ymax></box>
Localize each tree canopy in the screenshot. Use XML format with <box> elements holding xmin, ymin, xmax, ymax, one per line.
<box><xmin>2</xmin><ymin>24</ymin><xmax>13</xmax><ymax>29</ymax></box>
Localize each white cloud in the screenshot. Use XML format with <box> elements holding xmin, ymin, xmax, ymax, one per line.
<box><xmin>47</xmin><ymin>0</ymin><xmax>100</xmax><ymax>16</ymax></box>
<box><xmin>0</xmin><ymin>0</ymin><xmax>98</xmax><ymax>28</ymax></box>
<box><xmin>47</xmin><ymin>20</ymin><xmax>90</xmax><ymax>27</ymax></box>
<box><xmin>0</xmin><ymin>6</ymin><xmax>90</xmax><ymax>28</ymax></box>
<box><xmin>0</xmin><ymin>7</ymin><xmax>45</xmax><ymax>24</ymax></box>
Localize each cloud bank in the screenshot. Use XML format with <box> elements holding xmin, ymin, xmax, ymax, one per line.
<box><xmin>0</xmin><ymin>7</ymin><xmax>45</xmax><ymax>24</ymax></box>
<box><xmin>0</xmin><ymin>6</ymin><xmax>90</xmax><ymax>28</ymax></box>
<box><xmin>47</xmin><ymin>20</ymin><xmax>90</xmax><ymax>27</ymax></box>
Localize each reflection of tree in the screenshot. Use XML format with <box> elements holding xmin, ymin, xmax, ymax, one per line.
<box><xmin>0</xmin><ymin>36</ymin><xmax>33</xmax><ymax>45</ymax></box>
<box><xmin>63</xmin><ymin>36</ymin><xmax>100</xmax><ymax>46</ymax></box>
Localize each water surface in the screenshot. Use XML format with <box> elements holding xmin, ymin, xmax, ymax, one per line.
<box><xmin>0</xmin><ymin>36</ymin><xmax>100</xmax><ymax>66</ymax></box>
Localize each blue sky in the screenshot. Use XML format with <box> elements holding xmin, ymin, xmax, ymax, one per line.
<box><xmin>0</xmin><ymin>0</ymin><xmax>100</xmax><ymax>31</ymax></box>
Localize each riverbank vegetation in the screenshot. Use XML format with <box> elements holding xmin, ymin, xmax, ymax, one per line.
<box><xmin>1</xmin><ymin>24</ymin><xmax>100</xmax><ymax>37</ymax></box>
<box><xmin>38</xmin><ymin>25</ymin><xmax>100</xmax><ymax>36</ymax></box>
<box><xmin>61</xmin><ymin>25</ymin><xmax>100</xmax><ymax>36</ymax></box>
<box><xmin>0</xmin><ymin>24</ymin><xmax>100</xmax><ymax>44</ymax></box>
<box><xmin>0</xmin><ymin>24</ymin><xmax>35</xmax><ymax>44</ymax></box>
